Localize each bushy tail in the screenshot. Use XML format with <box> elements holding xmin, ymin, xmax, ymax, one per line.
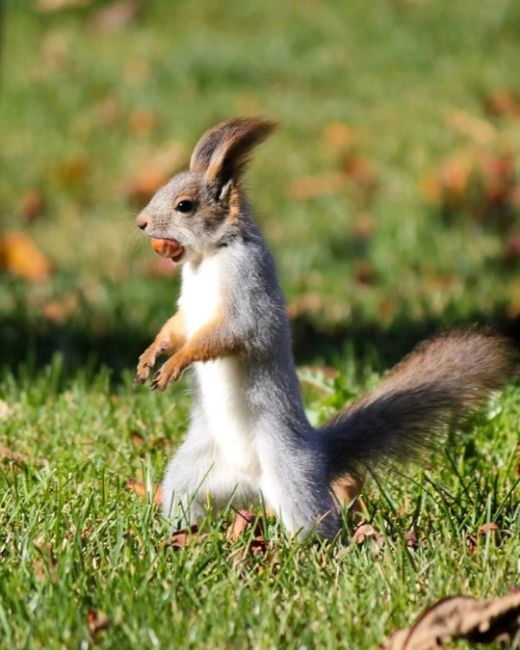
<box><xmin>320</xmin><ymin>331</ymin><xmax>517</xmax><ymax>481</ymax></box>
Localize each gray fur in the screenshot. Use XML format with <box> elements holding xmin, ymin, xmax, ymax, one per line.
<box><xmin>137</xmin><ymin>118</ymin><xmax>517</xmax><ymax>538</ymax></box>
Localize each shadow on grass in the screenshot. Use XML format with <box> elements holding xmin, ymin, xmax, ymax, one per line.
<box><xmin>1</xmin><ymin>302</ymin><xmax>519</xmax><ymax>385</ymax></box>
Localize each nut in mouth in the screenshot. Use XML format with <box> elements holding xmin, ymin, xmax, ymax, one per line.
<box><xmin>151</xmin><ymin>238</ymin><xmax>185</xmax><ymax>262</ymax></box>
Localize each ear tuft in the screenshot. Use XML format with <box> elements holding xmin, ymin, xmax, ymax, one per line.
<box><xmin>190</xmin><ymin>117</ymin><xmax>277</xmax><ymax>195</ymax></box>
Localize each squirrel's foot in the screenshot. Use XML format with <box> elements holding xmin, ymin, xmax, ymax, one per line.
<box><xmin>134</xmin><ymin>341</ymin><xmax>168</xmax><ymax>385</ymax></box>
<box><xmin>151</xmin><ymin>354</ymin><xmax>188</xmax><ymax>391</ymax></box>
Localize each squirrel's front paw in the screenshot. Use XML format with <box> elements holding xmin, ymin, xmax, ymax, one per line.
<box><xmin>151</xmin><ymin>354</ymin><xmax>189</xmax><ymax>391</ymax></box>
<box><xmin>134</xmin><ymin>341</ymin><xmax>168</xmax><ymax>385</ymax></box>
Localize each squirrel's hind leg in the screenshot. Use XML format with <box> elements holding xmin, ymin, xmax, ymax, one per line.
<box><xmin>257</xmin><ymin>434</ymin><xmax>339</xmax><ymax>539</ymax></box>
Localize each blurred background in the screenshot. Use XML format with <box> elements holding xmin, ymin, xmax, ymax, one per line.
<box><xmin>2</xmin><ymin>0</ymin><xmax>520</xmax><ymax>376</ymax></box>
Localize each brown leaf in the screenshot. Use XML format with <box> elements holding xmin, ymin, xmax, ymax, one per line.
<box><xmin>87</xmin><ymin>610</ymin><xmax>111</xmax><ymax>640</ymax></box>
<box><xmin>382</xmin><ymin>592</ymin><xmax>520</xmax><ymax>649</ymax></box>
<box><xmin>89</xmin><ymin>1</ymin><xmax>140</xmax><ymax>33</ymax></box>
<box><xmin>19</xmin><ymin>189</ymin><xmax>45</xmax><ymax>223</ymax></box>
<box><xmin>126</xmin><ymin>166</ymin><xmax>169</xmax><ymax>207</ymax></box>
<box><xmin>437</xmin><ymin>155</ymin><xmax>472</xmax><ymax>199</ymax></box>
<box><xmin>485</xmin><ymin>89</ymin><xmax>520</xmax><ymax>119</ymax></box>
<box><xmin>125</xmin><ymin>143</ymin><xmax>186</xmax><ymax>207</ymax></box>
<box><xmin>405</xmin><ymin>528</ymin><xmax>419</xmax><ymax>550</ymax></box>
<box><xmin>127</xmin><ymin>109</ymin><xmax>158</xmax><ymax>135</ymax></box>
<box><xmin>352</xmin><ymin>523</ymin><xmax>384</xmax><ymax>553</ymax></box>
<box><xmin>42</xmin><ymin>295</ymin><xmax>78</xmax><ymax>323</ymax></box>
<box><xmin>423</xmin><ymin>150</ymin><xmax>517</xmax><ymax>229</ymax></box>
<box><xmin>331</xmin><ymin>473</ymin><xmax>363</xmax><ymax>503</ymax></box>
<box><xmin>226</xmin><ymin>510</ymin><xmax>257</xmax><ymax>542</ymax></box>
<box><xmin>355</xmin><ymin>260</ymin><xmax>377</xmax><ymax>286</ymax></box>
<box><xmin>478</xmin><ymin>522</ymin><xmax>500</xmax><ymax>543</ymax></box>
<box><xmin>503</xmin><ymin>233</ymin><xmax>520</xmax><ymax>262</ymax></box>
<box><xmin>286</xmin><ymin>293</ymin><xmax>328</xmax><ymax>319</ymax></box>
<box><xmin>32</xmin><ymin>549</ymin><xmax>58</xmax><ymax>584</ymax></box>
<box><xmin>344</xmin><ymin>154</ymin><xmax>377</xmax><ymax>193</ymax></box>
<box><xmin>0</xmin><ymin>446</ymin><xmax>29</xmax><ymax>464</ymax></box>
<box><xmin>0</xmin><ymin>232</ymin><xmax>51</xmax><ymax>282</ymax></box>
<box><xmin>378</xmin><ymin>297</ymin><xmax>396</xmax><ymax>323</ymax></box>
<box><xmin>286</xmin><ymin>173</ymin><xmax>347</xmax><ymax>200</ymax></box>
<box><xmin>322</xmin><ymin>121</ymin><xmax>356</xmax><ymax>151</ymax></box>
<box><xmin>130</xmin><ymin>432</ymin><xmax>144</xmax><ymax>446</ymax></box>
<box><xmin>249</xmin><ymin>536</ymin><xmax>267</xmax><ymax>557</ymax></box>
<box><xmin>126</xmin><ymin>478</ymin><xmax>163</xmax><ymax>505</ymax></box>
<box><xmin>445</xmin><ymin>109</ymin><xmax>496</xmax><ymax>145</ymax></box>
<box><xmin>53</xmin><ymin>157</ymin><xmax>90</xmax><ymax>187</ymax></box>
<box><xmin>465</xmin><ymin>533</ymin><xmax>478</xmax><ymax>556</ymax></box>
<box><xmin>170</xmin><ymin>525</ymin><xmax>201</xmax><ymax>550</ymax></box>
<box><xmin>36</xmin><ymin>0</ymin><xmax>90</xmax><ymax>11</ymax></box>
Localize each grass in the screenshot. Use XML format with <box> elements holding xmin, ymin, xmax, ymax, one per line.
<box><xmin>1</xmin><ymin>0</ymin><xmax>520</xmax><ymax>647</ymax></box>
<box><xmin>0</xmin><ymin>362</ymin><xmax>519</xmax><ymax>648</ymax></box>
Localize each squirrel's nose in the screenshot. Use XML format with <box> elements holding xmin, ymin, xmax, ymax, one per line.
<box><xmin>136</xmin><ymin>210</ymin><xmax>149</xmax><ymax>231</ymax></box>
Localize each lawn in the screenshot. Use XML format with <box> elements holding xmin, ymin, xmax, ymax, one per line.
<box><xmin>1</xmin><ymin>1</ymin><xmax>519</xmax><ymax>648</ymax></box>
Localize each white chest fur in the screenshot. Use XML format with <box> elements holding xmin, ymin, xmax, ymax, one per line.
<box><xmin>179</xmin><ymin>256</ymin><xmax>259</xmax><ymax>478</ymax></box>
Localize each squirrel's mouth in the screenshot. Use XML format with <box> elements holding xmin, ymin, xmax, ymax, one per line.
<box><xmin>151</xmin><ymin>238</ymin><xmax>185</xmax><ymax>263</ymax></box>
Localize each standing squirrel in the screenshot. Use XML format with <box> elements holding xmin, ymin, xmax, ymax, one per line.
<box><xmin>135</xmin><ymin>118</ymin><xmax>516</xmax><ymax>538</ymax></box>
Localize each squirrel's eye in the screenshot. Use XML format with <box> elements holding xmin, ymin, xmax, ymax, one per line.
<box><xmin>175</xmin><ymin>199</ymin><xmax>194</xmax><ymax>213</ymax></box>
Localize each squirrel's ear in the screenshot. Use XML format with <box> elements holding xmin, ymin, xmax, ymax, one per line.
<box><xmin>190</xmin><ymin>117</ymin><xmax>277</xmax><ymax>199</ymax></box>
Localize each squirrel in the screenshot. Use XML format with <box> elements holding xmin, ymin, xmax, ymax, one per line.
<box><xmin>134</xmin><ymin>117</ymin><xmax>517</xmax><ymax>538</ymax></box>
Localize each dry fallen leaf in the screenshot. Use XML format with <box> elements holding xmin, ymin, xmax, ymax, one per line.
<box><xmin>130</xmin><ymin>432</ymin><xmax>144</xmax><ymax>446</ymax></box>
<box><xmin>445</xmin><ymin>109</ymin><xmax>496</xmax><ymax>145</ymax></box>
<box><xmin>286</xmin><ymin>293</ymin><xmax>328</xmax><ymax>319</ymax></box>
<box><xmin>0</xmin><ymin>446</ymin><xmax>29</xmax><ymax>464</ymax></box>
<box><xmin>126</xmin><ymin>478</ymin><xmax>163</xmax><ymax>505</ymax></box>
<box><xmin>465</xmin><ymin>533</ymin><xmax>478</xmax><ymax>556</ymax></box>
<box><xmin>170</xmin><ymin>525</ymin><xmax>205</xmax><ymax>550</ymax></box>
<box><xmin>485</xmin><ymin>89</ymin><xmax>520</xmax><ymax>120</ymax></box>
<box><xmin>128</xmin><ymin>109</ymin><xmax>158</xmax><ymax>135</ymax></box>
<box><xmin>405</xmin><ymin>528</ymin><xmax>419</xmax><ymax>550</ymax></box>
<box><xmin>322</xmin><ymin>121</ymin><xmax>356</xmax><ymax>152</ymax></box>
<box><xmin>226</xmin><ymin>510</ymin><xmax>257</xmax><ymax>542</ymax></box>
<box><xmin>478</xmin><ymin>522</ymin><xmax>500</xmax><ymax>544</ymax></box>
<box><xmin>124</xmin><ymin>142</ymin><xmax>186</xmax><ymax>207</ymax></box>
<box><xmin>87</xmin><ymin>610</ymin><xmax>111</xmax><ymax>641</ymax></box>
<box><xmin>42</xmin><ymin>295</ymin><xmax>78</xmax><ymax>324</ymax></box>
<box><xmin>89</xmin><ymin>0</ymin><xmax>139</xmax><ymax>33</ymax></box>
<box><xmin>423</xmin><ymin>149</ymin><xmax>517</xmax><ymax>229</ymax></box>
<box><xmin>504</xmin><ymin>232</ymin><xmax>520</xmax><ymax>262</ymax></box>
<box><xmin>331</xmin><ymin>473</ymin><xmax>363</xmax><ymax>502</ymax></box>
<box><xmin>355</xmin><ymin>260</ymin><xmax>377</xmax><ymax>286</ymax></box>
<box><xmin>0</xmin><ymin>232</ymin><xmax>51</xmax><ymax>282</ymax></box>
<box><xmin>126</xmin><ymin>166</ymin><xmax>169</xmax><ymax>206</ymax></box>
<box><xmin>53</xmin><ymin>157</ymin><xmax>90</xmax><ymax>188</ymax></box>
<box><xmin>32</xmin><ymin>549</ymin><xmax>58</xmax><ymax>584</ymax></box>
<box><xmin>382</xmin><ymin>591</ymin><xmax>520</xmax><ymax>649</ymax></box>
<box><xmin>19</xmin><ymin>189</ymin><xmax>45</xmax><ymax>223</ymax></box>
<box><xmin>36</xmin><ymin>0</ymin><xmax>90</xmax><ymax>11</ymax></box>
<box><xmin>286</xmin><ymin>173</ymin><xmax>347</xmax><ymax>200</ymax></box>
<box><xmin>352</xmin><ymin>523</ymin><xmax>384</xmax><ymax>554</ymax></box>
<box><xmin>249</xmin><ymin>536</ymin><xmax>267</xmax><ymax>557</ymax></box>
<box><xmin>344</xmin><ymin>154</ymin><xmax>377</xmax><ymax>193</ymax></box>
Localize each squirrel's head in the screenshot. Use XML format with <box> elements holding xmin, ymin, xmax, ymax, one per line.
<box><xmin>136</xmin><ymin>117</ymin><xmax>276</xmax><ymax>264</ymax></box>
